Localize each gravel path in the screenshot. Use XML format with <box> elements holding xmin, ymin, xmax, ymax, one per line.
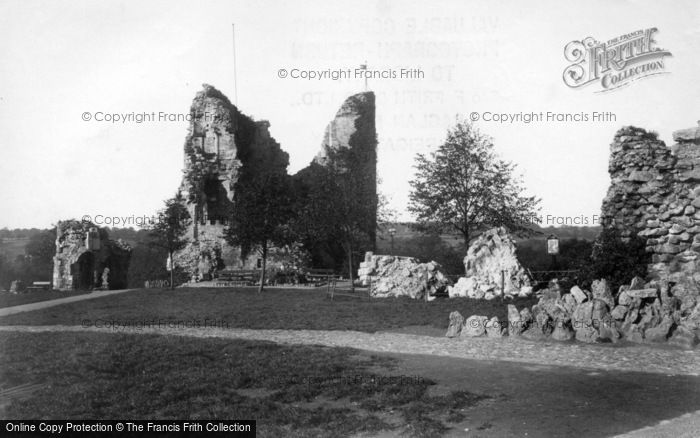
<box><xmin>1</xmin><ymin>324</ymin><xmax>699</xmax><ymax>376</ymax></box>
<box><xmin>613</xmin><ymin>409</ymin><xmax>700</xmax><ymax>438</ymax></box>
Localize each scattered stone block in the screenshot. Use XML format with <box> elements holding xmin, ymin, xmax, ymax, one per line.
<box><xmin>461</xmin><ymin>315</ymin><xmax>488</xmax><ymax>337</ymax></box>
<box><xmin>445</xmin><ymin>311</ymin><xmax>464</xmax><ymax>338</ymax></box>
<box><xmin>507</xmin><ymin>304</ymin><xmax>523</xmax><ymax>337</ymax></box>
<box><xmin>592</xmin><ymin>279</ymin><xmax>614</xmax><ymax>309</ymax></box>
<box><xmin>486</xmin><ymin>316</ymin><xmax>504</xmax><ymax>338</ymax></box>
<box><xmin>551</xmin><ymin>320</ymin><xmax>574</xmax><ymax>341</ymax></box>
<box><xmin>627</xmin><ymin>288</ymin><xmax>658</xmax><ymax>299</ymax></box>
<box><xmin>611</xmin><ymin>305</ymin><xmax>629</xmax><ymax>320</ymax></box>
<box><xmin>570</xmin><ymin>286</ymin><xmax>587</xmax><ymax>304</ymax></box>
<box><xmin>629</xmin><ymin>276</ymin><xmax>646</xmax><ymax>291</ymax></box>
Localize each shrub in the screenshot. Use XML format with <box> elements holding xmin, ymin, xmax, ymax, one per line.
<box><xmin>127</xmin><ymin>243</ymin><xmax>188</xmax><ymax>288</ymax></box>
<box><xmin>584</xmin><ymin>227</ymin><xmax>650</xmax><ymax>292</ymax></box>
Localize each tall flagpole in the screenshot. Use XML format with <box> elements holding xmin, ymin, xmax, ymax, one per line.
<box><xmin>360</xmin><ymin>61</ymin><xmax>368</xmax><ymax>91</ymax></box>
<box><xmin>232</xmin><ymin>24</ymin><xmax>238</xmax><ymax>105</ymax></box>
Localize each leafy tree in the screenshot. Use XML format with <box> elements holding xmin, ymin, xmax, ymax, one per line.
<box><xmin>378</xmin><ymin>231</ymin><xmax>465</xmax><ymax>276</ymax></box>
<box><xmin>376</xmin><ymin>178</ymin><xmax>398</xmax><ymax>233</ymax></box>
<box><xmin>293</xmin><ymin>153</ymin><xmax>376</xmax><ymax>291</ymax></box>
<box><xmin>148</xmin><ymin>193</ymin><xmax>191</xmax><ymax>289</ymax></box>
<box><xmin>225</xmin><ymin>136</ymin><xmax>294</xmax><ymax>293</ymax></box>
<box><xmin>24</xmin><ymin>228</ymin><xmax>57</xmax><ymax>281</ymax></box>
<box><xmin>409</xmin><ymin>119</ymin><xmax>540</xmax><ymax>246</ymax></box>
<box><xmin>127</xmin><ymin>241</ymin><xmax>189</xmax><ymax>289</ymax></box>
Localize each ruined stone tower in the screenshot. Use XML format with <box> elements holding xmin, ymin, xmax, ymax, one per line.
<box><xmin>178</xmin><ymin>84</ymin><xmax>285</xmax><ymax>270</ymax></box>
<box><xmin>311</xmin><ymin>91</ymin><xmax>378</xmax><ymax>249</ymax></box>
<box><xmin>600</xmin><ymin>121</ymin><xmax>700</xmax><ymax>283</ymax></box>
<box><xmin>174</xmin><ymin>86</ymin><xmax>377</xmax><ymax>277</ymax></box>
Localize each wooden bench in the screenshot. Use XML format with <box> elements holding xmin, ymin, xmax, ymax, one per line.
<box><xmin>26</xmin><ymin>281</ymin><xmax>51</xmax><ymax>291</ymax></box>
<box><xmin>305</xmin><ymin>269</ymin><xmax>345</xmax><ymax>299</ymax></box>
<box><xmin>215</xmin><ymin>270</ymin><xmax>260</xmax><ymax>287</ymax></box>
<box><xmin>306</xmin><ymin>269</ymin><xmax>337</xmax><ymax>286</ymax></box>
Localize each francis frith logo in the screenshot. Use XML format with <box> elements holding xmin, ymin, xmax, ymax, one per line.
<box><xmin>563</xmin><ymin>28</ymin><xmax>672</xmax><ymax>92</ymax></box>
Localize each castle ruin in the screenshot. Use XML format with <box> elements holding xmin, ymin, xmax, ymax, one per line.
<box><xmin>176</xmin><ymin>85</ymin><xmax>377</xmax><ymax>276</ymax></box>
<box><xmin>601</xmin><ymin>121</ymin><xmax>700</xmax><ymax>283</ymax></box>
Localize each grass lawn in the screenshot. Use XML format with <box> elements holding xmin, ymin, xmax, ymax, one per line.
<box><xmin>0</xmin><ymin>331</ymin><xmax>489</xmax><ymax>437</ymax></box>
<box><xmin>0</xmin><ymin>287</ymin><xmax>537</xmax><ymax>332</ymax></box>
<box><xmin>0</xmin><ymin>290</ymin><xmax>91</xmax><ymax>309</ymax></box>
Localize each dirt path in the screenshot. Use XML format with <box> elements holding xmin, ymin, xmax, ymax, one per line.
<box><xmin>1</xmin><ymin>325</ymin><xmax>699</xmax><ymax>437</ymax></box>
<box><xmin>0</xmin><ymin>324</ymin><xmax>698</xmax><ymax>376</ymax></box>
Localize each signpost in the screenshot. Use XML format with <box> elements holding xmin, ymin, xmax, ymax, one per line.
<box><xmin>166</xmin><ymin>254</ymin><xmax>173</xmax><ymax>289</ymax></box>
<box><xmin>547</xmin><ymin>234</ymin><xmax>559</xmax><ymax>270</ymax></box>
<box><xmin>388</xmin><ymin>227</ymin><xmax>396</xmax><ymax>255</ymax></box>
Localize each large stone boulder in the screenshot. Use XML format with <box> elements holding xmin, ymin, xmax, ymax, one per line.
<box><xmin>551</xmin><ymin>320</ymin><xmax>575</xmax><ymax>341</ymax></box>
<box><xmin>592</xmin><ymin>279</ymin><xmax>614</xmax><ymax>309</ymax></box>
<box><xmin>449</xmin><ymin>227</ymin><xmax>531</xmax><ymax>299</ymax></box>
<box><xmin>507</xmin><ymin>304</ymin><xmax>524</xmax><ymax>336</ymax></box>
<box><xmin>570</xmin><ymin>286</ymin><xmax>588</xmax><ymax>304</ymax></box>
<box><xmin>447</xmin><ymin>276</ymin><xmax>478</xmax><ymax>298</ymax></box>
<box><xmin>461</xmin><ymin>315</ymin><xmax>488</xmax><ymax>337</ymax></box>
<box><xmin>358</xmin><ymin>253</ymin><xmax>451</xmax><ymax>299</ymax></box>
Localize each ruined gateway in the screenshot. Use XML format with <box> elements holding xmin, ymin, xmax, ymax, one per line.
<box><xmin>176</xmin><ymin>84</ymin><xmax>377</xmax><ymax>275</ymax></box>
<box><xmin>52</xmin><ymin>220</ymin><xmax>131</xmax><ymax>290</ymax></box>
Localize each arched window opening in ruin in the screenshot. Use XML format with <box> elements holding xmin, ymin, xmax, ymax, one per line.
<box><xmin>202</xmin><ymin>177</ymin><xmax>231</xmax><ymax>225</ymax></box>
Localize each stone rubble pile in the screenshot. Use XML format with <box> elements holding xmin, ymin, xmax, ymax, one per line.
<box><xmin>358</xmin><ymin>252</ymin><xmax>451</xmax><ymax>299</ymax></box>
<box><xmin>507</xmin><ymin>277</ymin><xmax>700</xmax><ymax>348</ymax></box>
<box><xmin>448</xmin><ymin>227</ymin><xmax>533</xmax><ymax>299</ymax></box>
<box><xmin>447</xmin><ymin>277</ymin><xmax>699</xmax><ymax>349</ymax></box>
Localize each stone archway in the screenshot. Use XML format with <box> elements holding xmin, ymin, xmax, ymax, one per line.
<box><xmin>71</xmin><ymin>251</ymin><xmax>94</xmax><ymax>290</ymax></box>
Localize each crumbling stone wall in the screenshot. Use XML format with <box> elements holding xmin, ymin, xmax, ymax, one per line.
<box><xmin>600</xmin><ymin>122</ymin><xmax>700</xmax><ymax>283</ymax></box>
<box><xmin>52</xmin><ymin>220</ymin><xmax>131</xmax><ymax>290</ymax></box>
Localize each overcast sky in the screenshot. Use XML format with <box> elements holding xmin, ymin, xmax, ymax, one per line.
<box><xmin>1</xmin><ymin>0</ymin><xmax>698</xmax><ymax>229</ymax></box>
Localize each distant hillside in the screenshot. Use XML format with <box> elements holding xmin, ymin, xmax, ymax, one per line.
<box><xmin>1</xmin><ymin>223</ymin><xmax>601</xmax><ymax>274</ymax></box>
<box><xmin>0</xmin><ymin>226</ymin><xmax>147</xmax><ymax>260</ymax></box>
<box><xmin>0</xmin><ymin>237</ymin><xmax>30</xmax><ymax>260</ymax></box>
<box><xmin>376</xmin><ymin>223</ymin><xmax>601</xmax><ymax>252</ymax></box>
